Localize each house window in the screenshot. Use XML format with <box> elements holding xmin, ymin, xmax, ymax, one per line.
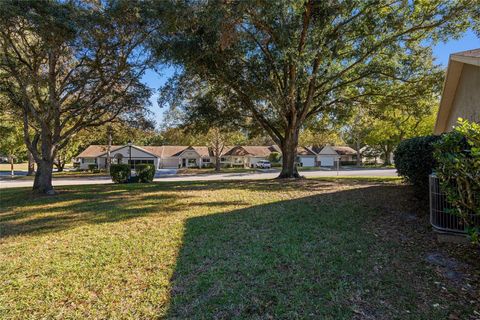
<box><xmin>84</xmin><ymin>158</ymin><xmax>95</xmax><ymax>164</ymax></box>
<box><xmin>188</xmin><ymin>159</ymin><xmax>197</xmax><ymax>165</ymax></box>
<box><xmin>128</xmin><ymin>159</ymin><xmax>154</xmax><ymax>169</ymax></box>
<box><xmin>202</xmin><ymin>158</ymin><xmax>210</xmax><ymax>163</ymax></box>
<box><xmin>220</xmin><ymin>157</ymin><xmax>227</xmax><ymax>162</ymax></box>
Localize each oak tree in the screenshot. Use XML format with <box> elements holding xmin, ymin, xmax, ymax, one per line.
<box><xmin>151</xmin><ymin>0</ymin><xmax>475</xmax><ymax>178</ymax></box>
<box><xmin>0</xmin><ymin>0</ymin><xmax>153</xmax><ymax>193</ymax></box>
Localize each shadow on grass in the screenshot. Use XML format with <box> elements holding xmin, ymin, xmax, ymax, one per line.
<box><xmin>0</xmin><ymin>182</ymin><xmax>252</xmax><ymax>238</ymax></box>
<box><xmin>165</xmin><ymin>184</ymin><xmax>442</xmax><ymax>319</ymax></box>
<box><xmin>0</xmin><ymin>179</ymin><xmax>408</xmax><ymax>239</ymax></box>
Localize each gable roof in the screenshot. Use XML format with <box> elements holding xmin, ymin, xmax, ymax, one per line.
<box><xmin>223</xmin><ymin>145</ymin><xmax>278</xmax><ymax>157</ymax></box>
<box><xmin>332</xmin><ymin>146</ymin><xmax>357</xmax><ymax>155</ymax></box>
<box><xmin>296</xmin><ymin>147</ymin><xmax>316</xmax><ymax>156</ymax></box>
<box><xmin>434</xmin><ymin>48</ymin><xmax>480</xmax><ymax>134</ymax></box>
<box><xmin>77</xmin><ymin>145</ymin><xmax>123</xmax><ymax>158</ymax></box>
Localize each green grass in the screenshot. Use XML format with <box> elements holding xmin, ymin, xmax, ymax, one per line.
<box><xmin>177</xmin><ymin>167</ymin><xmax>257</xmax><ymax>174</ymax></box>
<box><xmin>0</xmin><ymin>179</ymin><xmax>478</xmax><ymax>319</ymax></box>
<box><xmin>0</xmin><ymin>162</ymin><xmax>30</xmax><ymax>172</ymax></box>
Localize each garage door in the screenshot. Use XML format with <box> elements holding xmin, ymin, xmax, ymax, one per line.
<box><xmin>161</xmin><ymin>158</ymin><xmax>179</xmax><ymax>168</ymax></box>
<box><xmin>300</xmin><ymin>157</ymin><xmax>315</xmax><ymax>167</ymax></box>
<box><xmin>320</xmin><ymin>156</ymin><xmax>335</xmax><ymax>167</ymax></box>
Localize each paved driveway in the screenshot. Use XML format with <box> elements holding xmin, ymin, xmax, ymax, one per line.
<box><xmin>0</xmin><ymin>168</ymin><xmax>397</xmax><ymax>189</ymax></box>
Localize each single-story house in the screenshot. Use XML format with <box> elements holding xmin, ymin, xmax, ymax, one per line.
<box><xmin>76</xmin><ymin>145</ymin><xmax>215</xmax><ymax>170</ymax></box>
<box><xmin>295</xmin><ymin>147</ymin><xmax>317</xmax><ymax>167</ymax></box>
<box><xmin>434</xmin><ymin>48</ymin><xmax>480</xmax><ymax>134</ymax></box>
<box><xmin>308</xmin><ymin>145</ymin><xmax>357</xmax><ymax>167</ymax></box>
<box><xmin>75</xmin><ymin>144</ymin><xmax>358</xmax><ymax>170</ymax></box>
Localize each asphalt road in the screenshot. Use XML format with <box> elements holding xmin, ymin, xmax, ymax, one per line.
<box><xmin>0</xmin><ymin>168</ymin><xmax>397</xmax><ymax>189</ymax></box>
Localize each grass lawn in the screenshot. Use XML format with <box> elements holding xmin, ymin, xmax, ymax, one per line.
<box><xmin>0</xmin><ymin>162</ymin><xmax>30</xmax><ymax>172</ymax></box>
<box><xmin>177</xmin><ymin>167</ymin><xmax>257</xmax><ymax>175</ymax></box>
<box><xmin>0</xmin><ymin>179</ymin><xmax>478</xmax><ymax>319</ymax></box>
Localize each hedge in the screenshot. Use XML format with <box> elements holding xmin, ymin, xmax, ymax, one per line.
<box><xmin>394</xmin><ymin>135</ymin><xmax>442</xmax><ymax>197</ymax></box>
<box><xmin>135</xmin><ymin>164</ymin><xmax>155</xmax><ymax>183</ymax></box>
<box><xmin>110</xmin><ymin>164</ymin><xmax>131</xmax><ymax>183</ymax></box>
<box><xmin>433</xmin><ymin>119</ymin><xmax>480</xmax><ymax>242</ymax></box>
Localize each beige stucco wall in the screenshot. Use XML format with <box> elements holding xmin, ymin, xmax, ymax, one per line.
<box><xmin>446</xmin><ymin>64</ymin><xmax>480</xmax><ymax>131</ymax></box>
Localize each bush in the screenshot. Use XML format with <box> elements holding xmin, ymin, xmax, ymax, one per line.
<box><xmin>340</xmin><ymin>161</ymin><xmax>357</xmax><ymax>166</ymax></box>
<box><xmin>268</xmin><ymin>152</ymin><xmax>281</xmax><ymax>163</ymax></box>
<box><xmin>271</xmin><ymin>162</ymin><xmax>282</xmax><ymax>167</ymax></box>
<box><xmin>88</xmin><ymin>164</ymin><xmax>97</xmax><ymax>172</ymax></box>
<box><xmin>135</xmin><ymin>164</ymin><xmax>155</xmax><ymax>183</ymax></box>
<box><xmin>110</xmin><ymin>164</ymin><xmax>131</xmax><ymax>183</ymax></box>
<box><xmin>434</xmin><ymin>119</ymin><xmax>480</xmax><ymax>242</ymax></box>
<box><xmin>394</xmin><ymin>135</ymin><xmax>441</xmax><ymax>197</ymax></box>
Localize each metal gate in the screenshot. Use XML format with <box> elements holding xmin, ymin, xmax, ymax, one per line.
<box><xmin>429</xmin><ymin>174</ymin><xmax>480</xmax><ymax>234</ymax></box>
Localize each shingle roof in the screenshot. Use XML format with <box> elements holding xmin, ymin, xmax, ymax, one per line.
<box><xmin>223</xmin><ymin>146</ymin><xmax>275</xmax><ymax>157</ymax></box>
<box><xmin>77</xmin><ymin>145</ymin><xmax>123</xmax><ymax>158</ymax></box>
<box><xmin>307</xmin><ymin>145</ymin><xmax>325</xmax><ymax>154</ymax></box>
<box><xmin>332</xmin><ymin>146</ymin><xmax>357</xmax><ymax>155</ymax></box>
<box><xmin>77</xmin><ymin>144</ymin><xmax>323</xmax><ymax>158</ymax></box>
<box><xmin>296</xmin><ymin>147</ymin><xmax>316</xmax><ymax>156</ymax></box>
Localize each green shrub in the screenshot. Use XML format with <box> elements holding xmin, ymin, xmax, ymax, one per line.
<box><xmin>88</xmin><ymin>164</ymin><xmax>97</xmax><ymax>172</ymax></box>
<box><xmin>135</xmin><ymin>164</ymin><xmax>155</xmax><ymax>183</ymax></box>
<box><xmin>271</xmin><ymin>162</ymin><xmax>282</xmax><ymax>167</ymax></box>
<box><xmin>434</xmin><ymin>119</ymin><xmax>480</xmax><ymax>242</ymax></box>
<box><xmin>340</xmin><ymin>161</ymin><xmax>357</xmax><ymax>166</ymax></box>
<box><xmin>394</xmin><ymin>135</ymin><xmax>442</xmax><ymax>197</ymax></box>
<box><xmin>268</xmin><ymin>152</ymin><xmax>281</xmax><ymax>163</ymax></box>
<box><xmin>110</xmin><ymin>164</ymin><xmax>131</xmax><ymax>183</ymax></box>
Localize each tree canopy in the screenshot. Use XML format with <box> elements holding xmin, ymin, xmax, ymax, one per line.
<box><xmin>151</xmin><ymin>0</ymin><xmax>476</xmax><ymax>178</ymax></box>
<box><xmin>0</xmin><ymin>0</ymin><xmax>154</xmax><ymax>192</ymax></box>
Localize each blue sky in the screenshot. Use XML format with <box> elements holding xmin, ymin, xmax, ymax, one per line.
<box><xmin>143</xmin><ymin>30</ymin><xmax>480</xmax><ymax>128</ymax></box>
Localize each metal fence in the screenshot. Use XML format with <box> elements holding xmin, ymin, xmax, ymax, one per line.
<box><xmin>429</xmin><ymin>174</ymin><xmax>480</xmax><ymax>234</ymax></box>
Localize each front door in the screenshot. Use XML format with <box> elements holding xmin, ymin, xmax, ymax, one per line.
<box><xmin>182</xmin><ymin>158</ymin><xmax>186</xmax><ymax>167</ymax></box>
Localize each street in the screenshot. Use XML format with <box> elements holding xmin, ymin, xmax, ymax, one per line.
<box><xmin>0</xmin><ymin>168</ymin><xmax>397</xmax><ymax>189</ymax></box>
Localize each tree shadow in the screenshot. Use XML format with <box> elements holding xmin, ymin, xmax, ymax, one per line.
<box><xmin>0</xmin><ymin>182</ymin><xmax>249</xmax><ymax>238</ymax></box>
<box><xmin>164</xmin><ymin>184</ymin><xmax>476</xmax><ymax>319</ymax></box>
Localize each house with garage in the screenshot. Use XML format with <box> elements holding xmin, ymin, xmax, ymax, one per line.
<box><xmin>221</xmin><ymin>145</ymin><xmax>276</xmax><ymax>168</ymax></box>
<box><xmin>76</xmin><ymin>144</ymin><xmax>161</xmax><ymax>170</ymax></box>
<box><xmin>75</xmin><ymin>143</ymin><xmax>358</xmax><ymax>170</ymax></box>
<box><xmin>295</xmin><ymin>147</ymin><xmax>317</xmax><ymax>167</ymax></box>
<box><xmin>308</xmin><ymin>145</ymin><xmax>358</xmax><ymax>167</ymax></box>
<box><xmin>434</xmin><ymin>48</ymin><xmax>479</xmax><ymax>134</ymax></box>
<box><xmin>76</xmin><ymin>144</ymin><xmax>215</xmax><ymax>170</ymax></box>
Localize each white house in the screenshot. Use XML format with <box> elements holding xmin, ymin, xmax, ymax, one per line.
<box><xmin>221</xmin><ymin>146</ymin><xmax>276</xmax><ymax>168</ymax></box>
<box><xmin>307</xmin><ymin>145</ymin><xmax>357</xmax><ymax>167</ymax></box>
<box><xmin>76</xmin><ymin>145</ymin><xmax>214</xmax><ymax>170</ymax></box>
<box><xmin>296</xmin><ymin>147</ymin><xmax>317</xmax><ymax>167</ymax></box>
<box><xmin>75</xmin><ymin>144</ymin><xmax>357</xmax><ymax>170</ymax></box>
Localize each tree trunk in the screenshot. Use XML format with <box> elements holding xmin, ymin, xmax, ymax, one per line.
<box><xmin>383</xmin><ymin>146</ymin><xmax>392</xmax><ymax>166</ymax></box>
<box><xmin>33</xmin><ymin>159</ymin><xmax>54</xmax><ymax>194</ymax></box>
<box><xmin>106</xmin><ymin>127</ymin><xmax>112</xmax><ymax>173</ymax></box>
<box><xmin>32</xmin><ymin>135</ymin><xmax>56</xmax><ymax>194</ymax></box>
<box><xmin>215</xmin><ymin>155</ymin><xmax>221</xmax><ymax>172</ymax></box>
<box><xmin>8</xmin><ymin>155</ymin><xmax>14</xmax><ymax>177</ymax></box>
<box><xmin>277</xmin><ymin>129</ymin><xmax>301</xmax><ymax>179</ymax></box>
<box><xmin>355</xmin><ymin>140</ymin><xmax>361</xmax><ymax>167</ymax></box>
<box><xmin>27</xmin><ymin>151</ymin><xmax>35</xmax><ymax>176</ymax></box>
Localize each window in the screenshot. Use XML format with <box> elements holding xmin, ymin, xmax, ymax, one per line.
<box><xmin>128</xmin><ymin>159</ymin><xmax>154</xmax><ymax>169</ymax></box>
<box><xmin>84</xmin><ymin>158</ymin><xmax>95</xmax><ymax>164</ymax></box>
<box><xmin>202</xmin><ymin>158</ymin><xmax>210</xmax><ymax>163</ymax></box>
<box><xmin>188</xmin><ymin>159</ymin><xmax>196</xmax><ymax>164</ymax></box>
<box><xmin>220</xmin><ymin>157</ymin><xmax>227</xmax><ymax>162</ymax></box>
